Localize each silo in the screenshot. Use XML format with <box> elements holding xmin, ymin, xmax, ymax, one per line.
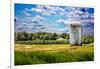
<box><xmin>70</xmin><ymin>21</ymin><xmax>82</xmax><ymax>46</ymax></box>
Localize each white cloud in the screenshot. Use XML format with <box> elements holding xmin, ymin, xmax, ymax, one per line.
<box><xmin>23</xmin><ymin>10</ymin><xmax>31</xmax><ymax>16</ymax></box>
<box><xmin>56</xmin><ymin>19</ymin><xmax>69</xmax><ymax>25</ymax></box>
<box><xmin>15</xmin><ymin>15</ymin><xmax>48</xmax><ymax>32</ymax></box>
<box><xmin>81</xmin><ymin>12</ymin><xmax>89</xmax><ymax>19</ymax></box>
<box><xmin>34</xmin><ymin>15</ymin><xmax>46</xmax><ymax>21</ymax></box>
<box><xmin>15</xmin><ymin>5</ymin><xmax>94</xmax><ymax>33</ymax></box>
<box><xmin>31</xmin><ymin>8</ymin><xmax>43</xmax><ymax>13</ymax></box>
<box><xmin>25</xmin><ymin>5</ymin><xmax>66</xmax><ymax>16</ymax></box>
<box><xmin>24</xmin><ymin>6</ymin><xmax>94</xmax><ymax>24</ymax></box>
<box><xmin>32</xmin><ymin>15</ymin><xmax>47</xmax><ymax>24</ymax></box>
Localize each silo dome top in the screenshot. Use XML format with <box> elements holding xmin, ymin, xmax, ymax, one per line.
<box><xmin>70</xmin><ymin>21</ymin><xmax>81</xmax><ymax>27</ymax></box>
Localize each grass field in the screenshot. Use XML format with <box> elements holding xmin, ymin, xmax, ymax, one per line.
<box><xmin>15</xmin><ymin>43</ymin><xmax>94</xmax><ymax>65</ymax></box>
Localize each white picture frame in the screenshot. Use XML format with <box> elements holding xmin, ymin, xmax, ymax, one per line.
<box><xmin>10</xmin><ymin>0</ymin><xmax>95</xmax><ymax>69</ymax></box>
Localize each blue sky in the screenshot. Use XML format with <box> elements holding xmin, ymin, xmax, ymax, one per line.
<box><xmin>15</xmin><ymin>3</ymin><xmax>94</xmax><ymax>34</ymax></box>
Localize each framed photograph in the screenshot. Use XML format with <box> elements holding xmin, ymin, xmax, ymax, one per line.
<box><xmin>10</xmin><ymin>0</ymin><xmax>95</xmax><ymax>69</ymax></box>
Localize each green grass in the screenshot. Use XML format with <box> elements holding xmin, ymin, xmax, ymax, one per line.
<box><xmin>15</xmin><ymin>43</ymin><xmax>94</xmax><ymax>65</ymax></box>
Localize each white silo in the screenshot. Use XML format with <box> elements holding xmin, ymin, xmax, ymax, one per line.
<box><xmin>70</xmin><ymin>21</ymin><xmax>82</xmax><ymax>46</ymax></box>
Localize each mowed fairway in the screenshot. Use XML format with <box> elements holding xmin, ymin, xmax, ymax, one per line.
<box><xmin>15</xmin><ymin>43</ymin><xmax>94</xmax><ymax>65</ymax></box>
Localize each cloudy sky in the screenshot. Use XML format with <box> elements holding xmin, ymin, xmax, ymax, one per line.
<box><xmin>15</xmin><ymin>3</ymin><xmax>94</xmax><ymax>34</ymax></box>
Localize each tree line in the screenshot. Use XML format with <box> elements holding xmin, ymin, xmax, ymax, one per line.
<box><xmin>15</xmin><ymin>32</ymin><xmax>69</xmax><ymax>44</ymax></box>
<box><xmin>15</xmin><ymin>32</ymin><xmax>69</xmax><ymax>41</ymax></box>
<box><xmin>15</xmin><ymin>32</ymin><xmax>94</xmax><ymax>44</ymax></box>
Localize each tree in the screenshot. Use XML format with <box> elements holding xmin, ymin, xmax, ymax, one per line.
<box><xmin>60</xmin><ymin>33</ymin><xmax>69</xmax><ymax>39</ymax></box>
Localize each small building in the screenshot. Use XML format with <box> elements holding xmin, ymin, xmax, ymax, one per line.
<box><xmin>56</xmin><ymin>38</ymin><xmax>67</xmax><ymax>41</ymax></box>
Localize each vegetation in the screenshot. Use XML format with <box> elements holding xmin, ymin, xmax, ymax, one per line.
<box><xmin>15</xmin><ymin>44</ymin><xmax>94</xmax><ymax>65</ymax></box>
<box><xmin>14</xmin><ymin>32</ymin><xmax>94</xmax><ymax>65</ymax></box>
<box><xmin>82</xmin><ymin>35</ymin><xmax>94</xmax><ymax>44</ymax></box>
<box><xmin>15</xmin><ymin>40</ymin><xmax>69</xmax><ymax>45</ymax></box>
<box><xmin>15</xmin><ymin>32</ymin><xmax>69</xmax><ymax>41</ymax></box>
<box><xmin>15</xmin><ymin>32</ymin><xmax>94</xmax><ymax>44</ymax></box>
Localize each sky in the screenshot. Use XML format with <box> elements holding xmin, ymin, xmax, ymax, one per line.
<box><xmin>14</xmin><ymin>3</ymin><xmax>94</xmax><ymax>35</ymax></box>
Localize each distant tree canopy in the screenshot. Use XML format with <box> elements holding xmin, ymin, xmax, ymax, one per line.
<box><xmin>82</xmin><ymin>35</ymin><xmax>94</xmax><ymax>44</ymax></box>
<box><xmin>15</xmin><ymin>32</ymin><xmax>69</xmax><ymax>41</ymax></box>
<box><xmin>15</xmin><ymin>32</ymin><xmax>94</xmax><ymax>44</ymax></box>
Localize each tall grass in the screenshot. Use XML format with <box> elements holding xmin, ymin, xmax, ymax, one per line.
<box><xmin>15</xmin><ymin>43</ymin><xmax>94</xmax><ymax>65</ymax></box>
<box><xmin>15</xmin><ymin>50</ymin><xmax>94</xmax><ymax>65</ymax></box>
